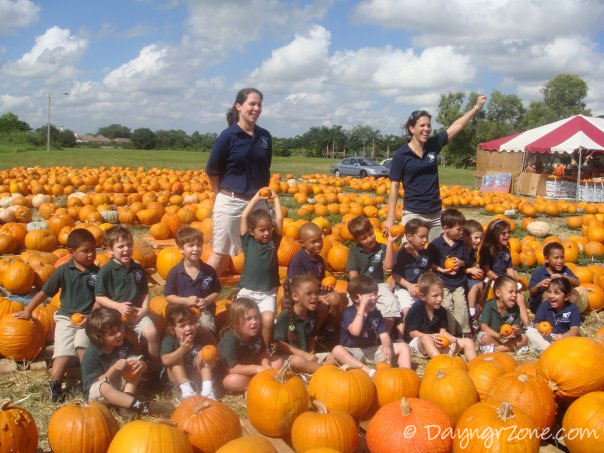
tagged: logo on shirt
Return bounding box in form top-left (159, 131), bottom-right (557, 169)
top-left (134, 270), bottom-right (144, 283)
top-left (260, 136), bottom-right (269, 150)
top-left (558, 312), bottom-right (571, 323)
top-left (87, 273), bottom-right (98, 288)
top-left (199, 276), bottom-right (213, 290)
top-left (253, 338), bottom-right (263, 353)
top-left (503, 252), bottom-right (511, 262)
top-left (418, 256), bottom-right (429, 269)
top-left (427, 153), bottom-right (436, 162)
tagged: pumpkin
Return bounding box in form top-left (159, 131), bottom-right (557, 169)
top-left (132, 237), bottom-right (156, 268)
top-left (47, 400), bottom-right (119, 453)
top-left (150, 222), bottom-right (172, 240)
top-left (0, 233), bottom-right (18, 254)
top-left (595, 326), bottom-right (604, 343)
top-left (107, 419), bottom-right (193, 453)
top-left (199, 345), bottom-right (218, 365)
top-left (366, 398), bottom-right (452, 453)
top-left (47, 214), bottom-right (75, 236)
top-left (215, 435), bottom-right (277, 453)
top-left (467, 361), bottom-right (507, 401)
top-left (537, 336), bottom-right (604, 400)
top-left (0, 399), bottom-right (38, 453)
top-left (32, 303), bottom-right (57, 342)
top-left (561, 391), bottom-right (604, 453)
top-left (161, 212), bottom-right (183, 234)
top-left (0, 222), bottom-right (27, 247)
top-left (580, 283), bottom-right (604, 311)
top-left (171, 396), bottom-right (242, 452)
top-left (389, 224), bottom-right (404, 237)
top-left (486, 373), bottom-right (557, 433)
top-left (277, 236), bottom-right (302, 267)
top-left (291, 399), bottom-right (358, 453)
top-left (535, 320), bottom-right (552, 335)
top-left (156, 246), bottom-right (183, 280)
top-left (0, 315), bottom-right (45, 361)
top-left (419, 368), bottom-right (478, 426)
top-left (372, 367), bottom-right (421, 407)
top-left (246, 360), bottom-right (309, 436)
top-left (99, 210), bottom-right (119, 224)
top-left (453, 402), bottom-right (540, 452)
top-left (70, 312), bottom-right (86, 325)
top-left (424, 347), bottom-right (467, 375)
top-left (326, 243), bottom-right (349, 272)
top-left (308, 364), bottom-right (374, 417)
top-left (526, 220), bottom-right (550, 238)
top-left (24, 229), bottom-right (57, 252)
top-left (444, 257), bottom-right (457, 270)
top-left (0, 207), bottom-right (15, 223)
top-left (499, 323), bottom-right (513, 337)
top-left (514, 360), bottom-right (539, 376)
top-left (0, 297), bottom-right (24, 318)
top-left (2, 260), bottom-right (35, 295)
top-left (468, 352), bottom-right (517, 373)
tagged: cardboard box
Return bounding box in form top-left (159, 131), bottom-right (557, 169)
top-left (518, 172), bottom-right (547, 197)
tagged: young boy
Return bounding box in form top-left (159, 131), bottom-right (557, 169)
top-left (14, 229), bottom-right (99, 402)
top-left (161, 304), bottom-right (217, 399)
top-left (95, 225), bottom-right (161, 371)
top-left (391, 218), bottom-right (431, 332)
top-left (332, 275), bottom-right (411, 376)
top-left (528, 242), bottom-right (579, 314)
top-left (479, 275), bottom-right (528, 353)
top-left (427, 209), bottom-right (472, 337)
top-left (164, 226), bottom-right (221, 333)
top-left (81, 307), bottom-right (174, 416)
top-left (346, 216), bottom-right (400, 334)
top-left (403, 272), bottom-right (476, 362)
top-left (464, 220), bottom-right (485, 332)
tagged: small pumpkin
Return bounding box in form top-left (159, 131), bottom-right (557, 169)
top-left (526, 220), bottom-right (550, 238)
top-left (372, 367), bottom-right (421, 407)
top-left (107, 419), bottom-right (192, 453)
top-left (0, 399), bottom-right (38, 453)
top-left (424, 347), bottom-right (467, 375)
top-left (199, 345), bottom-right (218, 365)
top-left (467, 361), bottom-right (507, 401)
top-left (156, 246), bottom-right (183, 280)
top-left (535, 320), bottom-right (552, 335)
top-left (468, 352), bottom-right (517, 373)
top-left (499, 323), bottom-right (513, 337)
top-left (444, 257), bottom-right (457, 270)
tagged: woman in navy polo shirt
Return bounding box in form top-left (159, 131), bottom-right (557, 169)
top-left (206, 88), bottom-right (272, 274)
top-left (384, 95), bottom-right (487, 241)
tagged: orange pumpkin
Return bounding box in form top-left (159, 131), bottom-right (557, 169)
top-left (499, 323), bottom-right (513, 337)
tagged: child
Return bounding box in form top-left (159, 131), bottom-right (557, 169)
top-left (81, 307), bottom-right (174, 416)
top-left (527, 242), bottom-right (579, 314)
top-left (464, 220), bottom-right (485, 331)
top-left (427, 209), bottom-right (472, 337)
top-left (218, 298), bottom-right (283, 392)
top-left (274, 275), bottom-right (336, 374)
top-left (332, 276), bottom-right (411, 376)
top-left (404, 272), bottom-right (476, 362)
top-left (164, 226), bottom-right (221, 333)
top-left (391, 218), bottom-right (431, 331)
top-left (478, 275), bottom-right (528, 353)
top-left (238, 188), bottom-right (283, 348)
top-left (527, 277), bottom-right (580, 352)
top-left (160, 304), bottom-right (217, 399)
top-left (95, 225), bottom-right (161, 371)
top-left (346, 215), bottom-right (401, 334)
top-left (14, 229), bottom-right (99, 402)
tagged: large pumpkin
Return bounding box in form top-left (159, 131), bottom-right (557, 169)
top-left (0, 315), bottom-right (45, 361)
top-left (277, 236), bottom-right (302, 267)
top-left (47, 400), bottom-right (119, 453)
top-left (246, 361), bottom-right (309, 436)
top-left (0, 399), bottom-right (38, 453)
top-left (156, 246), bottom-right (183, 280)
top-left (32, 303), bottom-right (57, 343)
top-left (215, 435), bottom-right (277, 453)
top-left (468, 352), bottom-right (517, 373)
top-left (107, 419), bottom-right (193, 453)
top-left (561, 391), bottom-right (604, 453)
top-left (372, 366), bottom-right (421, 407)
top-left (308, 364), bottom-right (374, 417)
top-left (537, 336), bottom-right (604, 400)
top-left (424, 349), bottom-right (468, 375)
top-left (326, 243), bottom-right (349, 272)
top-left (291, 400), bottom-right (358, 453)
top-left (2, 260), bottom-right (35, 295)
top-left (171, 396), bottom-right (242, 452)
top-left (467, 360), bottom-right (507, 401)
top-left (366, 398), bottom-right (452, 453)
top-left (24, 229), bottom-right (58, 252)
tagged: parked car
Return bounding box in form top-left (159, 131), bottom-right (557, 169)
top-left (330, 157), bottom-right (390, 178)
top-left (380, 158), bottom-right (393, 168)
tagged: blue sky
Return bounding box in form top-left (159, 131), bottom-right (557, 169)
top-left (1, 0), bottom-right (603, 138)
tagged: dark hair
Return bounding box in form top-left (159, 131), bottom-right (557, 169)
top-left (404, 110), bottom-right (431, 137)
top-left (165, 303), bottom-right (197, 327)
top-left (226, 88), bottom-right (263, 126)
top-left (299, 222), bottom-right (322, 240)
top-left (281, 275), bottom-right (320, 333)
top-left (464, 220), bottom-right (483, 235)
top-left (481, 219), bottom-right (511, 259)
top-left (405, 218), bottom-right (430, 235)
top-left (548, 276), bottom-right (572, 296)
top-left (174, 226), bottom-right (203, 249)
top-left (348, 216), bottom-right (373, 238)
top-left (543, 241), bottom-right (564, 257)
top-left (417, 272), bottom-right (444, 295)
top-left (493, 275), bottom-right (517, 295)
top-left (247, 209), bottom-right (273, 230)
top-left (66, 228), bottom-right (96, 250)
top-left (441, 208), bottom-right (466, 229)
top-left (347, 275), bottom-right (378, 301)
top-left (105, 225), bottom-right (133, 248)
top-left (228, 298), bottom-right (260, 340)
top-left (85, 307), bottom-right (122, 347)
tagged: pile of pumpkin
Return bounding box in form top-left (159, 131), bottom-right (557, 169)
top-left (3, 335), bottom-right (604, 453)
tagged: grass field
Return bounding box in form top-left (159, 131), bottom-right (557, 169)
top-left (0, 147), bottom-right (478, 187)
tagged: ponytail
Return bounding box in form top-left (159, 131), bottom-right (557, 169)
top-left (226, 88), bottom-right (264, 126)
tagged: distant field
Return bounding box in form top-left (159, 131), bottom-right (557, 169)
top-left (0, 147), bottom-right (477, 187)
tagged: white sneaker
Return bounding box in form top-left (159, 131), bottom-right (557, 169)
top-left (480, 344), bottom-right (495, 354)
top-left (516, 346), bottom-right (530, 354)
top-left (201, 390), bottom-right (217, 400)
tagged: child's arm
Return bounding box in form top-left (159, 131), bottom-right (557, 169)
top-left (438, 328), bottom-right (457, 345)
top-left (553, 326), bottom-right (579, 340)
top-left (482, 264), bottom-right (499, 281)
top-left (98, 358), bottom-right (129, 382)
top-left (201, 291), bottom-right (219, 308)
top-left (13, 291), bottom-right (50, 320)
top-left (378, 332), bottom-right (393, 363)
top-left (95, 295), bottom-right (133, 317)
top-left (136, 294), bottom-right (150, 319)
top-left (529, 277), bottom-right (550, 296)
top-left (506, 267), bottom-right (517, 279)
top-left (161, 336), bottom-right (194, 367)
top-left (348, 270), bottom-right (359, 279)
top-left (165, 294), bottom-right (199, 307)
top-left (392, 272), bottom-right (419, 297)
top-left (272, 192), bottom-right (283, 236)
top-left (383, 233), bottom-right (398, 271)
top-left (275, 340), bottom-right (315, 362)
top-left (240, 189), bottom-right (271, 236)
top-left (480, 322), bottom-right (501, 340)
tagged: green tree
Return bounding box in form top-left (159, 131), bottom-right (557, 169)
top-left (57, 129), bottom-right (76, 147)
top-left (131, 128), bottom-right (157, 150)
top-left (475, 91), bottom-right (526, 144)
top-left (542, 74), bottom-right (591, 118)
top-left (0, 112), bottom-right (31, 133)
top-left (97, 124), bottom-right (131, 139)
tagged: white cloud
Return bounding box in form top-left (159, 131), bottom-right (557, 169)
top-left (0, 0), bottom-right (39, 36)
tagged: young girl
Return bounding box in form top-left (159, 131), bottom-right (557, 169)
top-left (274, 275), bottom-right (336, 374)
top-left (218, 298), bottom-right (283, 392)
top-left (238, 188), bottom-right (283, 348)
top-left (160, 305), bottom-right (217, 400)
top-left (464, 220), bottom-right (485, 331)
top-left (479, 219), bottom-right (529, 326)
top-left (478, 276), bottom-right (528, 353)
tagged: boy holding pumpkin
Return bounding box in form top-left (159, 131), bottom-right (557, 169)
top-left (14, 228), bottom-right (99, 402)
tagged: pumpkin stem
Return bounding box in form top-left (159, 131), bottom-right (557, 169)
top-left (193, 402), bottom-right (211, 414)
top-left (517, 374), bottom-right (528, 383)
top-left (340, 364), bottom-right (360, 371)
top-left (436, 370), bottom-right (446, 379)
top-left (400, 398), bottom-right (411, 416)
top-left (275, 357), bottom-right (293, 383)
top-left (496, 402), bottom-right (515, 422)
top-left (152, 418), bottom-right (179, 427)
top-left (311, 399), bottom-right (328, 414)
top-left (547, 380), bottom-right (559, 392)
top-left (0, 399), bottom-right (11, 411)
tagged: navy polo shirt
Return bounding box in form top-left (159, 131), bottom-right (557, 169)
top-left (527, 265), bottom-right (577, 313)
top-left (479, 247), bottom-right (512, 277)
top-left (287, 249), bottom-right (325, 280)
top-left (403, 299), bottom-right (448, 342)
top-left (534, 301), bottom-right (580, 335)
top-left (427, 234), bottom-right (471, 289)
top-left (389, 131), bottom-right (447, 214)
top-left (340, 305), bottom-right (387, 348)
top-left (164, 259), bottom-right (221, 303)
top-left (205, 123), bottom-right (272, 198)
top-left (392, 247), bottom-right (431, 286)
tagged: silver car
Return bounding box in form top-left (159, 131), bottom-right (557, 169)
top-left (330, 157), bottom-right (390, 178)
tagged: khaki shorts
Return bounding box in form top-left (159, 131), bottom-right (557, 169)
top-left (402, 210), bottom-right (443, 242)
top-left (88, 377), bottom-right (111, 403)
top-left (442, 287), bottom-right (470, 335)
top-left (409, 336), bottom-right (448, 358)
top-left (394, 287), bottom-right (414, 310)
top-left (198, 310), bottom-right (216, 333)
top-left (53, 314), bottom-right (90, 358)
top-left (126, 315), bottom-right (155, 339)
top-left (343, 345), bottom-right (385, 363)
top-left (238, 287), bottom-right (277, 313)
top-left (377, 282), bottom-right (401, 318)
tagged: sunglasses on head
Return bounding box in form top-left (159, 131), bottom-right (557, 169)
top-left (408, 110), bottom-right (430, 122)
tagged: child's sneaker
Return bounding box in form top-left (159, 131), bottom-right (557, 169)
top-left (516, 346), bottom-right (530, 355)
top-left (480, 344), bottom-right (494, 354)
top-left (50, 380), bottom-right (63, 402)
top-left (471, 317), bottom-right (481, 334)
top-left (201, 389), bottom-right (217, 400)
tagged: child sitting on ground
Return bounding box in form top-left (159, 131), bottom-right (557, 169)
top-left (464, 219), bottom-right (485, 331)
top-left (332, 276), bottom-right (411, 376)
top-left (404, 272), bottom-right (476, 362)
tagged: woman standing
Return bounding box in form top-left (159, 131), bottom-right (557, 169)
top-left (205, 88), bottom-right (272, 274)
top-left (384, 95), bottom-right (487, 241)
